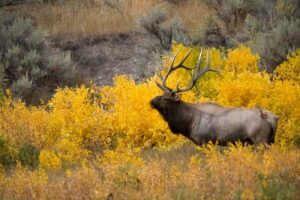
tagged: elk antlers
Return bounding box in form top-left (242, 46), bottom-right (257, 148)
top-left (156, 48), bottom-right (219, 94)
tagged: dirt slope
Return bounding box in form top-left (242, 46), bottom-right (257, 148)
top-left (53, 33), bottom-right (162, 86)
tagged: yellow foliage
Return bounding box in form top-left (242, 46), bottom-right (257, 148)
top-left (274, 49), bottom-right (300, 82)
top-left (55, 138), bottom-right (89, 166)
top-left (47, 86), bottom-right (114, 147)
top-left (39, 150), bottom-right (61, 170)
top-left (0, 145), bottom-right (299, 199)
top-left (224, 45), bottom-right (260, 73)
top-left (269, 81), bottom-right (300, 147)
top-left (216, 72), bottom-right (271, 108)
top-left (0, 99), bottom-right (48, 148)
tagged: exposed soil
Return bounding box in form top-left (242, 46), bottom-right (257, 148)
top-left (52, 32), bottom-right (162, 86)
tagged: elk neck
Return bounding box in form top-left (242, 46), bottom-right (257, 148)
top-left (163, 101), bottom-right (198, 137)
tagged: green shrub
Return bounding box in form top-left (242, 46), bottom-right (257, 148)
top-left (193, 16), bottom-right (226, 47)
top-left (0, 0), bottom-right (25, 7)
top-left (164, 0), bottom-right (188, 5)
top-left (201, 0), bottom-right (261, 47)
top-left (202, 0), bottom-right (300, 71)
top-left (0, 136), bottom-right (17, 169)
top-left (0, 136), bottom-right (40, 170)
top-left (0, 11), bottom-right (79, 104)
top-left (19, 143), bottom-right (40, 169)
top-left (245, 0), bottom-right (300, 71)
top-left (138, 6), bottom-right (190, 51)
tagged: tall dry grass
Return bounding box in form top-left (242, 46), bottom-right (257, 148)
top-left (21, 0), bottom-right (208, 38)
top-left (1, 144), bottom-right (299, 200)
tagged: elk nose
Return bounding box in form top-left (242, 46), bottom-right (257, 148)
top-left (150, 98), bottom-right (157, 108)
top-left (150, 99), bottom-right (155, 108)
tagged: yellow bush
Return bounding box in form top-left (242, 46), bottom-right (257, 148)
top-left (224, 45), bottom-right (260, 73)
top-left (0, 98), bottom-right (48, 148)
top-left (0, 86), bottom-right (116, 168)
top-left (269, 81), bottom-right (300, 147)
top-left (216, 72), bottom-right (271, 108)
top-left (47, 86), bottom-right (113, 147)
top-left (55, 138), bottom-right (89, 166)
top-left (39, 150), bottom-right (61, 170)
top-left (274, 49), bottom-right (300, 82)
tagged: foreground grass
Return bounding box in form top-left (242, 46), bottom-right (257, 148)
top-left (0, 144), bottom-right (299, 200)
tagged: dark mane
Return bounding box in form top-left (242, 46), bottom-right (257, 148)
top-left (164, 102), bottom-right (198, 137)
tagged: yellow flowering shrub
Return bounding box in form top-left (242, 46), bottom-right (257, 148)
top-left (55, 138), bottom-right (89, 166)
top-left (224, 45), bottom-right (260, 73)
top-left (39, 150), bottom-right (61, 170)
top-left (274, 49), bottom-right (300, 82)
top-left (0, 98), bottom-right (48, 148)
top-left (47, 86), bottom-right (114, 148)
top-left (269, 81), bottom-right (300, 147)
top-left (0, 86), bottom-right (115, 169)
top-left (215, 45), bottom-right (270, 107)
top-left (215, 72), bottom-right (271, 108)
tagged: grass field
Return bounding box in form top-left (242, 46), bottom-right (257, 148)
top-left (21, 0), bottom-right (208, 38)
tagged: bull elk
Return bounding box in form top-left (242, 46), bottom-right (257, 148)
top-left (150, 49), bottom-right (279, 146)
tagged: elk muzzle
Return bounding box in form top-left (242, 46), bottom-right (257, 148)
top-left (150, 96), bottom-right (160, 109)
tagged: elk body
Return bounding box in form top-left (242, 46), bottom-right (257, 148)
top-left (150, 49), bottom-right (279, 146)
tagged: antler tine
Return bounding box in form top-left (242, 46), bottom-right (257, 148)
top-left (156, 81), bottom-right (169, 92)
top-left (173, 48), bottom-right (202, 93)
top-left (194, 49), bottom-right (220, 80)
top-left (174, 48), bottom-right (219, 94)
top-left (173, 49), bottom-right (194, 70)
top-left (156, 49), bottom-right (181, 92)
top-left (156, 67), bottom-right (170, 92)
top-left (206, 48), bottom-right (210, 68)
top-left (160, 49), bottom-right (182, 92)
top-left (196, 48), bottom-right (203, 72)
top-left (170, 48), bottom-right (181, 68)
top-left (157, 48), bottom-right (193, 93)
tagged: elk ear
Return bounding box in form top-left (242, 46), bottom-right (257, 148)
top-left (174, 94), bottom-right (181, 101)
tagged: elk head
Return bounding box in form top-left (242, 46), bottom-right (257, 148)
top-left (150, 48), bottom-right (219, 114)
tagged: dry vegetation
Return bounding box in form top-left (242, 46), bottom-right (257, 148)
top-left (1, 145), bottom-right (299, 200)
top-left (21, 0), bottom-right (208, 38)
